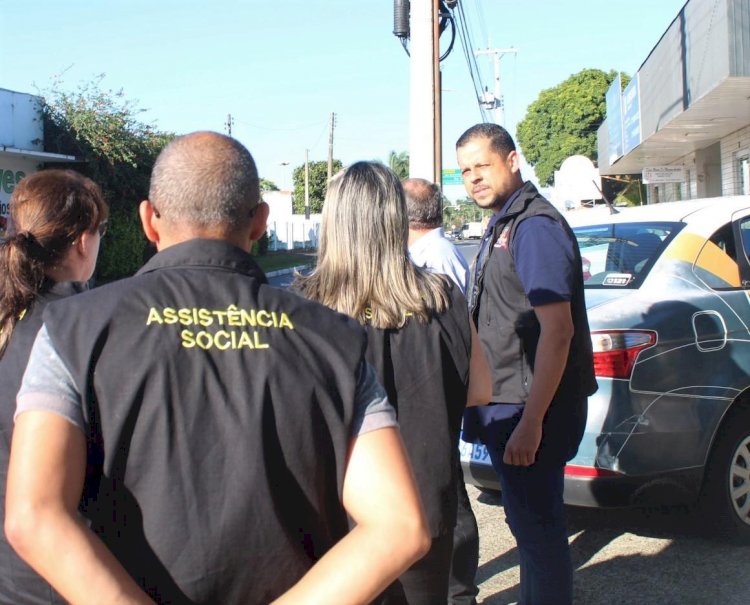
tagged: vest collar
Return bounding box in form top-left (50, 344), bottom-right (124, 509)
top-left (42, 278), bottom-right (89, 298)
top-left (497, 181), bottom-right (540, 222)
top-left (137, 239), bottom-right (268, 283)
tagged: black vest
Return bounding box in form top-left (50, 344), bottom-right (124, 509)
top-left (470, 182), bottom-right (597, 405)
top-left (0, 281), bottom-right (84, 605)
top-left (364, 283), bottom-right (471, 537)
top-left (41, 240), bottom-right (367, 605)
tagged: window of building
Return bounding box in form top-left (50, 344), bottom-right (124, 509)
top-left (683, 169), bottom-right (692, 200)
top-left (738, 152), bottom-right (750, 195)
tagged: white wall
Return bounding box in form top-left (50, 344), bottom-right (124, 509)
top-left (261, 190), bottom-right (321, 250)
top-left (0, 89), bottom-right (46, 235)
top-left (720, 125), bottom-right (750, 195)
top-left (266, 215), bottom-right (321, 251)
top-left (644, 127), bottom-right (750, 204)
top-left (0, 89), bottom-right (44, 151)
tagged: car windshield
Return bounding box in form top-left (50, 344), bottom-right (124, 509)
top-left (574, 221), bottom-right (681, 288)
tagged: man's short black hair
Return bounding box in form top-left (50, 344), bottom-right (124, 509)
top-left (456, 123), bottom-right (516, 158)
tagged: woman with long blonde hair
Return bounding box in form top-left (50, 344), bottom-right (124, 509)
top-left (295, 161), bottom-right (490, 604)
top-left (0, 169), bottom-right (108, 604)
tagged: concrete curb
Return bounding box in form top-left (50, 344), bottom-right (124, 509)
top-left (265, 264), bottom-right (313, 278)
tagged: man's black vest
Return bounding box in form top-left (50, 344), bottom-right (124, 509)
top-left (364, 284), bottom-right (471, 538)
top-left (42, 239), bottom-right (367, 605)
top-left (469, 182), bottom-right (597, 405)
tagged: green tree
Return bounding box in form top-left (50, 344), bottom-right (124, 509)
top-left (41, 75), bottom-right (174, 282)
top-left (292, 159), bottom-right (342, 215)
top-left (442, 197), bottom-right (492, 230)
top-left (516, 69), bottom-right (629, 186)
top-left (260, 178), bottom-right (279, 192)
top-left (388, 150), bottom-right (410, 180)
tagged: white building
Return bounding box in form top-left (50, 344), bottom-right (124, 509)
top-left (262, 190), bottom-right (320, 251)
top-left (0, 88), bottom-right (78, 236)
top-left (597, 0), bottom-right (750, 203)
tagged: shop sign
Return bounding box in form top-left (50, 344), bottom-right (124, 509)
top-left (642, 166), bottom-right (685, 184)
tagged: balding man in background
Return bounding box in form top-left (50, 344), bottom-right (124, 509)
top-left (404, 178), bottom-right (470, 296)
top-left (403, 177), bottom-right (480, 605)
top-left (5, 131), bottom-right (429, 605)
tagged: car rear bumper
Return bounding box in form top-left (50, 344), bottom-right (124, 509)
top-left (460, 445), bottom-right (703, 508)
top-left (562, 467), bottom-right (702, 507)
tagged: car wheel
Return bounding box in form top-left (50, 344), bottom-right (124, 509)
top-left (699, 405), bottom-right (750, 543)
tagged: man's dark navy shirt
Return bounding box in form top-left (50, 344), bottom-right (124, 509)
top-left (467, 185), bottom-right (576, 425)
top-left (473, 186), bottom-right (575, 311)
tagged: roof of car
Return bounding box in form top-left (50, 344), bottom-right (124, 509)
top-left (564, 195), bottom-right (750, 228)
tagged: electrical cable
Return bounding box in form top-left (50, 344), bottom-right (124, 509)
top-left (471, 0), bottom-right (489, 51)
top-left (455, 7), bottom-right (484, 104)
top-left (438, 0), bottom-right (456, 62)
top-left (397, 1), bottom-right (457, 61)
top-left (458, 1), bottom-right (488, 98)
top-left (451, 1), bottom-right (489, 121)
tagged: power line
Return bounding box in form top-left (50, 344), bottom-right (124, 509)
top-left (451, 1), bottom-right (489, 122)
top-left (471, 0), bottom-right (489, 48)
top-left (232, 118), bottom-right (327, 133)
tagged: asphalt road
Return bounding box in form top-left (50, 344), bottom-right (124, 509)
top-left (267, 240), bottom-right (479, 288)
top-left (456, 240), bottom-right (479, 265)
top-left (468, 484), bottom-right (750, 604)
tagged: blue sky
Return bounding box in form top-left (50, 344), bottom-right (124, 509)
top-left (1, 0), bottom-right (687, 196)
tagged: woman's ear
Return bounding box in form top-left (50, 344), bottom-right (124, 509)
top-left (75, 230), bottom-right (95, 258)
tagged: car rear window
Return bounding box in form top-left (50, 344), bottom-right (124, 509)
top-left (574, 222), bottom-right (680, 288)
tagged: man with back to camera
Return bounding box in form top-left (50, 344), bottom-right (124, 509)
top-left (5, 131), bottom-right (430, 605)
top-left (403, 178), bottom-right (470, 296)
top-left (456, 123), bottom-right (597, 605)
top-left (402, 177), bottom-right (480, 605)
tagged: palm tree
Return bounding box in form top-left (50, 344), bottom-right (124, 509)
top-left (388, 150), bottom-right (410, 180)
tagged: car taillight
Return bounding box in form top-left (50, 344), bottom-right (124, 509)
top-left (590, 330), bottom-right (656, 379)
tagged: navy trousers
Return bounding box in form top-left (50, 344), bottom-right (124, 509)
top-left (481, 414), bottom-right (575, 605)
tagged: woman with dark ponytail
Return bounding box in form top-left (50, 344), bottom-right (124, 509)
top-left (0, 169), bottom-right (108, 604)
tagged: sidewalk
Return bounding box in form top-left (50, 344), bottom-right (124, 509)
top-left (265, 264), bottom-right (313, 278)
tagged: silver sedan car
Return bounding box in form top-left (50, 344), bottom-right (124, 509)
top-left (461, 195), bottom-right (750, 542)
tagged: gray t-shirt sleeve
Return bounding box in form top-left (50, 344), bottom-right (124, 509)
top-left (351, 360), bottom-right (398, 437)
top-left (15, 324), bottom-right (85, 430)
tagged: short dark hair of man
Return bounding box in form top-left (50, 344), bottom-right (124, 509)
top-left (456, 123), bottom-right (516, 158)
top-left (403, 178), bottom-right (442, 230)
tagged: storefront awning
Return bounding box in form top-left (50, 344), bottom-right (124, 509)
top-left (0, 146), bottom-right (82, 163)
top-left (601, 77), bottom-right (750, 176)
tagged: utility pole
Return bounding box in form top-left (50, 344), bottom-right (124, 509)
top-left (474, 47), bottom-right (517, 126)
top-left (327, 112), bottom-right (336, 182)
top-left (432, 0), bottom-right (442, 186)
top-left (304, 149), bottom-right (310, 219)
top-left (409, 0), bottom-right (436, 181)
top-left (225, 113), bottom-right (234, 136)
